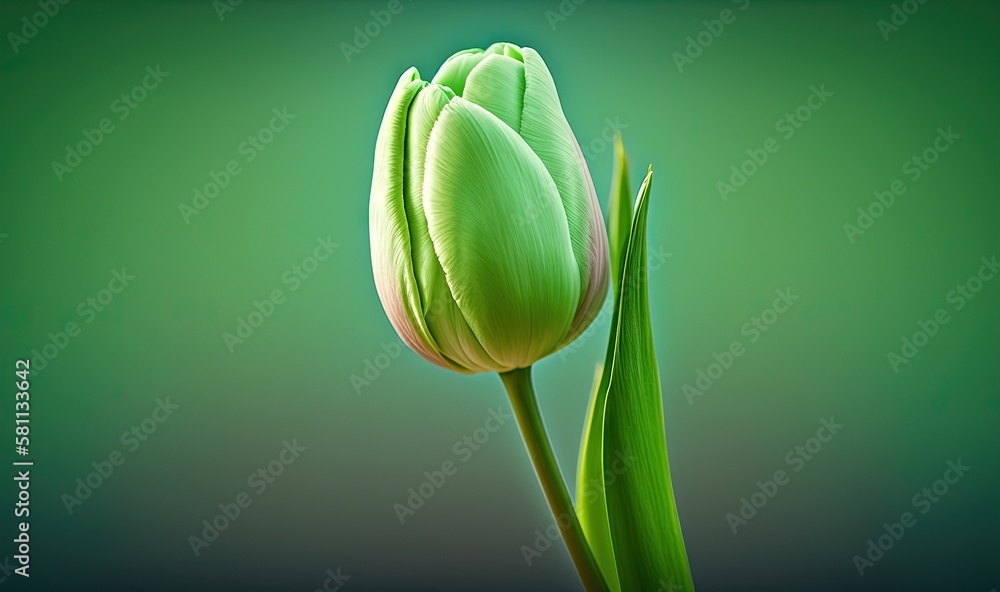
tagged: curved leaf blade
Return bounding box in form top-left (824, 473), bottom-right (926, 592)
top-left (576, 362), bottom-right (620, 591)
top-left (575, 133), bottom-right (638, 592)
top-left (607, 134), bottom-right (632, 292)
top-left (603, 168), bottom-right (694, 591)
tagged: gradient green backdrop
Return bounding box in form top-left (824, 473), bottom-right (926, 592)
top-left (1, 1), bottom-right (998, 590)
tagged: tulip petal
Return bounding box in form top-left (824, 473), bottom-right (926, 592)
top-left (422, 98), bottom-right (580, 370)
top-left (431, 49), bottom-right (488, 97)
top-left (461, 54), bottom-right (525, 133)
top-left (404, 84), bottom-right (498, 373)
top-left (369, 68), bottom-right (464, 373)
top-left (519, 47), bottom-right (608, 334)
top-left (495, 41), bottom-right (523, 61)
top-left (562, 133), bottom-right (610, 347)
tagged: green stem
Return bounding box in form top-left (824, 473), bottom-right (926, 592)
top-left (499, 366), bottom-right (611, 592)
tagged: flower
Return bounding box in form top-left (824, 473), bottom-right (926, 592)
top-left (369, 42), bottom-right (608, 373)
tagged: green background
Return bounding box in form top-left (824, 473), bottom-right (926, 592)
top-left (1, 0), bottom-right (998, 590)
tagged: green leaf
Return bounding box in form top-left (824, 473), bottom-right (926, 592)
top-left (576, 361), bottom-right (620, 591)
top-left (607, 134), bottom-right (632, 292)
top-left (575, 136), bottom-right (634, 591)
top-left (604, 167), bottom-right (694, 590)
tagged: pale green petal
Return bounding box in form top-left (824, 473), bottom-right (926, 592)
top-left (492, 41), bottom-right (523, 61)
top-left (404, 84), bottom-right (497, 373)
top-left (422, 98), bottom-right (580, 369)
top-left (519, 47), bottom-right (604, 327)
top-left (431, 49), bottom-right (487, 97)
top-left (431, 43), bottom-right (523, 99)
top-left (461, 54), bottom-right (525, 132)
top-left (369, 67), bottom-right (464, 373)
top-left (560, 133), bottom-right (609, 347)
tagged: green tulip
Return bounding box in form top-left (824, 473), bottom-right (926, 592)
top-left (369, 42), bottom-right (609, 374)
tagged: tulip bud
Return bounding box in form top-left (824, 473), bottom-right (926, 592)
top-left (369, 42), bottom-right (609, 374)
